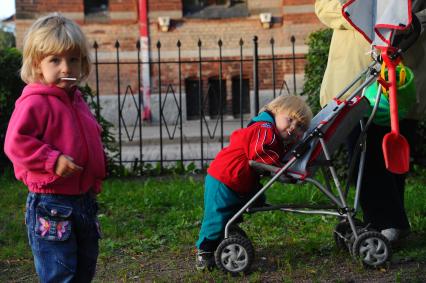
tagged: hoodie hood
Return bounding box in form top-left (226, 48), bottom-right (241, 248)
top-left (16, 83), bottom-right (78, 106)
top-left (248, 111), bottom-right (275, 126)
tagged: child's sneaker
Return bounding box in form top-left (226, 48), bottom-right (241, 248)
top-left (195, 250), bottom-right (215, 271)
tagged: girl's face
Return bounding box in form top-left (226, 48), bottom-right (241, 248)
top-left (38, 49), bottom-right (81, 91)
top-left (274, 111), bottom-right (306, 141)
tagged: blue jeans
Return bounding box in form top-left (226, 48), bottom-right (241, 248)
top-left (25, 192), bottom-right (101, 283)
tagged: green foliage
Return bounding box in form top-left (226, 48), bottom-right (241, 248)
top-left (78, 84), bottom-right (121, 176)
top-left (0, 29), bottom-right (15, 49)
top-left (301, 28), bottom-right (351, 179)
top-left (301, 28), bottom-right (333, 115)
top-left (0, 48), bottom-right (25, 171)
top-left (414, 119), bottom-right (426, 166)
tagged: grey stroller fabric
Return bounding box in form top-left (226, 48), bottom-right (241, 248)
top-left (343, 0), bottom-right (411, 47)
top-left (284, 96), bottom-right (370, 177)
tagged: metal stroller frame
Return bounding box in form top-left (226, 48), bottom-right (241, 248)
top-left (214, 59), bottom-right (394, 274)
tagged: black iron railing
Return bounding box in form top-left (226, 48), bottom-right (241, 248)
top-left (92, 36), bottom-right (306, 173)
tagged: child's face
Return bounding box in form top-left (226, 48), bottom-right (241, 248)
top-left (38, 49), bottom-right (81, 91)
top-left (274, 111), bottom-right (306, 141)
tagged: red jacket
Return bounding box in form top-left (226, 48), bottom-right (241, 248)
top-left (207, 112), bottom-right (285, 195)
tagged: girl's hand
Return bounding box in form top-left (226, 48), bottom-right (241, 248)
top-left (55, 154), bottom-right (83, 177)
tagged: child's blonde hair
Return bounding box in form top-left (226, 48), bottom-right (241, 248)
top-left (20, 13), bottom-right (91, 84)
top-left (260, 95), bottom-right (313, 130)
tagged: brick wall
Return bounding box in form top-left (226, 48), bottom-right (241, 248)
top-left (14, 0), bottom-right (319, 117)
top-left (16, 0), bottom-right (83, 19)
top-left (109, 0), bottom-right (138, 12)
top-left (149, 0), bottom-right (182, 12)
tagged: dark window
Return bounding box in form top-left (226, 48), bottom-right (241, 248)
top-left (185, 79), bottom-right (201, 120)
top-left (207, 78), bottom-right (226, 118)
top-left (84, 0), bottom-right (109, 21)
top-left (183, 0), bottom-right (248, 19)
top-left (232, 77), bottom-right (250, 116)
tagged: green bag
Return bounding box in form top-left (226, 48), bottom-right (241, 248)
top-left (364, 64), bottom-right (416, 126)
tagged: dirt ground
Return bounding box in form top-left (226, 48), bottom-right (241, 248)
top-left (3, 246), bottom-right (424, 283)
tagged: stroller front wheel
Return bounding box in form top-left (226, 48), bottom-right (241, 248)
top-left (352, 231), bottom-right (392, 268)
top-left (215, 236), bottom-right (254, 275)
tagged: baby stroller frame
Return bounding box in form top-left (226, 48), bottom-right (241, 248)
top-left (214, 60), bottom-right (394, 274)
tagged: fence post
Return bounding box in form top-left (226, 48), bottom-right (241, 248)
top-left (93, 41), bottom-right (100, 121)
top-left (136, 40), bottom-right (143, 175)
top-left (115, 40), bottom-right (122, 167)
top-left (239, 38), bottom-right (244, 128)
top-left (218, 39), bottom-right (224, 149)
top-left (157, 41), bottom-right (163, 173)
top-left (291, 35), bottom-right (297, 95)
top-left (253, 36), bottom-right (259, 114)
top-left (198, 39), bottom-right (204, 170)
top-left (177, 40), bottom-right (184, 168)
top-left (270, 38), bottom-right (276, 98)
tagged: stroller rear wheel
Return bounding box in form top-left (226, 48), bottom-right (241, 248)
top-left (352, 231), bottom-right (391, 268)
top-left (334, 218), bottom-right (364, 250)
top-left (228, 225), bottom-right (248, 239)
top-left (215, 236), bottom-right (254, 275)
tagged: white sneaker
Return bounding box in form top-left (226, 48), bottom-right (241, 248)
top-left (381, 228), bottom-right (410, 242)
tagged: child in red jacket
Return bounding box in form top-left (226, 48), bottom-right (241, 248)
top-left (4, 13), bottom-right (105, 282)
top-left (195, 95), bottom-right (312, 270)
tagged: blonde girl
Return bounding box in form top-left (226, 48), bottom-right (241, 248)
top-left (4, 13), bottom-right (105, 282)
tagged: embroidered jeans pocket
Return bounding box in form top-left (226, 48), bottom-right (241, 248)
top-left (35, 203), bottom-right (72, 241)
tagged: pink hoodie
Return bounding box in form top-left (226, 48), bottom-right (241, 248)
top-left (4, 83), bottom-right (106, 195)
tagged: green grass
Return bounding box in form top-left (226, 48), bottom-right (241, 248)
top-left (1, 171), bottom-right (426, 282)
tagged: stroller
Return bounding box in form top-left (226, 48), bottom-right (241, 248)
top-left (213, 8), bottom-right (421, 274)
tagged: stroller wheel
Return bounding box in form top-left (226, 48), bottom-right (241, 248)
top-left (352, 231), bottom-right (392, 268)
top-left (334, 218), bottom-right (364, 250)
top-left (215, 236), bottom-right (254, 275)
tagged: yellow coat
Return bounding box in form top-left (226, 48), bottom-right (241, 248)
top-left (315, 0), bottom-right (372, 108)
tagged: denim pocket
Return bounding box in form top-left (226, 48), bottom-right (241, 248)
top-left (35, 202), bottom-right (73, 241)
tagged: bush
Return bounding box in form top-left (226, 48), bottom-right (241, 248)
top-left (301, 28), bottom-right (333, 115)
top-left (300, 29), bottom-right (351, 179)
top-left (0, 48), bottom-right (25, 171)
top-left (0, 30), bottom-right (16, 49)
top-left (414, 119), bottom-right (426, 166)
top-left (79, 84), bottom-right (121, 176)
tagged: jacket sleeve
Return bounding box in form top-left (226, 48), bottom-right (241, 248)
top-left (248, 124), bottom-right (282, 167)
top-left (315, 0), bottom-right (354, 30)
top-left (4, 97), bottom-right (61, 174)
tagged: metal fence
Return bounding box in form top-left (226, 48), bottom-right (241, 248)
top-left (92, 35), bottom-right (306, 173)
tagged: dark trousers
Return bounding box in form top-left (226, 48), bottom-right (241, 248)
top-left (356, 119), bottom-right (418, 231)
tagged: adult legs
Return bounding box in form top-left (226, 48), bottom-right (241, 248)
top-left (360, 120), bottom-right (417, 231)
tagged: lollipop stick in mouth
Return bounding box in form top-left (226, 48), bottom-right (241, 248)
top-left (61, 77), bottom-right (77, 81)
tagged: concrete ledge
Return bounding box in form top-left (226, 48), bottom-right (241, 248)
top-left (282, 5), bottom-right (314, 14)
